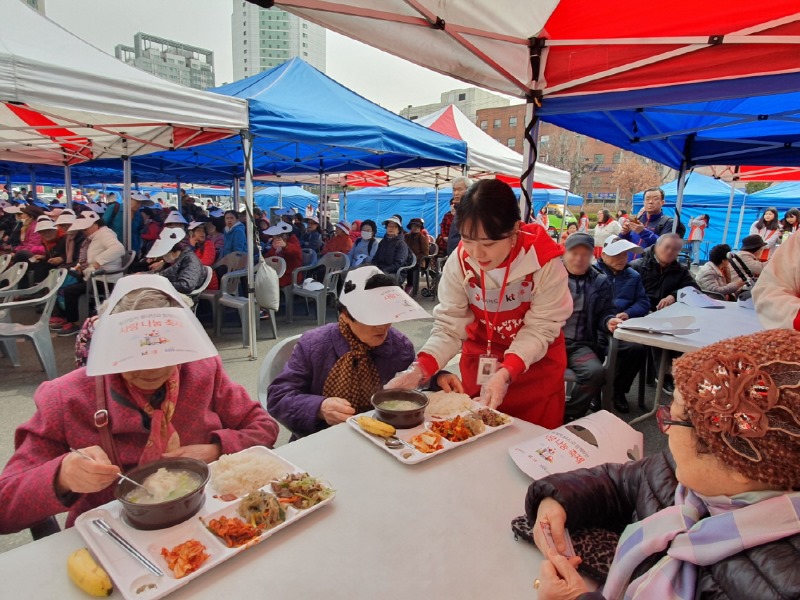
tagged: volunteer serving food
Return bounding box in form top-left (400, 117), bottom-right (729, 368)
top-left (268, 266), bottom-right (462, 439)
top-left (387, 179), bottom-right (572, 428)
top-left (0, 276), bottom-right (279, 534)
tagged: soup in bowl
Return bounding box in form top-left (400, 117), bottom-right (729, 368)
top-left (371, 389), bottom-right (429, 429)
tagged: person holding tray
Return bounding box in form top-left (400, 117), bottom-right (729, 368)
top-left (386, 179), bottom-right (573, 428)
top-left (0, 276), bottom-right (279, 534)
top-left (268, 266), bottom-right (462, 439)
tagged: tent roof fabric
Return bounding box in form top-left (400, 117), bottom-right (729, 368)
top-left (0, 2), bottom-right (247, 166)
top-left (344, 105), bottom-right (570, 189)
top-left (749, 181), bottom-right (800, 203)
top-left (116, 58), bottom-right (467, 181)
top-left (272, 1), bottom-right (800, 100)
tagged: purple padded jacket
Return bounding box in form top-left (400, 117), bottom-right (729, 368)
top-left (267, 323), bottom-right (415, 438)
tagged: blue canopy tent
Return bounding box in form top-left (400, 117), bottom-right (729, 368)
top-left (748, 181), bottom-right (800, 207)
top-left (633, 174), bottom-right (747, 254)
top-left (254, 186), bottom-right (317, 214)
top-left (540, 75), bottom-right (800, 237)
top-left (345, 186), bottom-right (582, 237)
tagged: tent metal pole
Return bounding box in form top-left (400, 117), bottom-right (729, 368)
top-left (122, 157), bottom-right (132, 251)
top-left (242, 132), bottom-right (258, 361)
top-left (734, 195), bottom-right (747, 250)
top-left (672, 161), bottom-right (688, 233)
top-left (435, 183), bottom-right (440, 238)
top-left (232, 178), bottom-right (240, 211)
top-left (278, 186), bottom-right (283, 209)
top-left (319, 171), bottom-right (325, 230)
top-left (176, 179), bottom-right (181, 211)
top-left (721, 167), bottom-right (739, 245)
top-left (64, 165), bottom-right (73, 208)
top-left (342, 189), bottom-right (347, 221)
top-left (521, 100), bottom-right (540, 223)
top-left (560, 188), bottom-right (569, 238)
top-left (4, 174), bottom-right (10, 200)
top-left (29, 167), bottom-right (37, 201)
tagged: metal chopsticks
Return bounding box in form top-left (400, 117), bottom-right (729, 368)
top-left (92, 518), bottom-right (164, 577)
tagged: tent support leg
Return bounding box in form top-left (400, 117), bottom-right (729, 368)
top-left (233, 177), bottom-right (240, 211)
top-left (4, 175), bottom-right (10, 199)
top-left (241, 133), bottom-right (258, 361)
top-left (434, 181), bottom-right (440, 238)
top-left (29, 167), bottom-right (37, 201)
top-left (673, 161), bottom-right (688, 234)
top-left (278, 186), bottom-right (283, 209)
top-left (521, 99), bottom-right (540, 223)
top-left (123, 156), bottom-right (132, 251)
top-left (560, 189), bottom-right (569, 238)
top-left (734, 196), bottom-right (747, 250)
top-left (64, 165), bottom-right (73, 209)
top-left (722, 167), bottom-right (739, 245)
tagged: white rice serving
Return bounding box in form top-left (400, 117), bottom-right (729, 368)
top-left (210, 452), bottom-right (291, 497)
top-left (425, 391), bottom-right (473, 418)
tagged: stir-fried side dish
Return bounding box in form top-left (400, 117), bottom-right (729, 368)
top-left (409, 431), bottom-right (444, 454)
top-left (428, 415), bottom-right (479, 442)
top-left (237, 491), bottom-right (286, 530)
top-left (203, 516), bottom-right (262, 548)
top-left (161, 540), bottom-right (209, 579)
top-left (474, 408), bottom-right (511, 428)
top-left (271, 473), bottom-right (334, 510)
top-left (124, 468), bottom-right (203, 505)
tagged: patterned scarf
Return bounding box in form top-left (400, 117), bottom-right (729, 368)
top-left (602, 484), bottom-right (800, 600)
top-left (322, 315), bottom-right (382, 412)
top-left (77, 236), bottom-right (91, 269)
top-left (120, 368), bottom-right (182, 465)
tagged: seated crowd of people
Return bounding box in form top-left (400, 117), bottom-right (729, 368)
top-left (2, 179), bottom-right (799, 600)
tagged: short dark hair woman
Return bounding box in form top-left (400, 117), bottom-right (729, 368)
top-left (593, 208), bottom-right (622, 259)
top-left (385, 179), bottom-right (572, 428)
top-left (696, 243), bottom-right (744, 300)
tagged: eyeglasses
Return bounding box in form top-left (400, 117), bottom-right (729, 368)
top-left (656, 405), bottom-right (694, 433)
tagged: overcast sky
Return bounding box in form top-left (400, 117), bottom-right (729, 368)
top-left (46, 0), bottom-right (484, 113)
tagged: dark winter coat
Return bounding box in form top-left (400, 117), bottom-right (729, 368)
top-left (159, 247), bottom-right (206, 294)
top-left (525, 450), bottom-right (800, 600)
top-left (564, 268), bottom-right (616, 358)
top-left (373, 235), bottom-right (409, 276)
top-left (593, 260), bottom-right (651, 318)
top-left (629, 247), bottom-right (698, 310)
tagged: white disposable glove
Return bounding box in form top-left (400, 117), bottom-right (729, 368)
top-left (385, 362), bottom-right (427, 390)
top-left (479, 368), bottom-right (510, 409)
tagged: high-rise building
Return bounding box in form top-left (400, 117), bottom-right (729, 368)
top-left (399, 88), bottom-right (509, 123)
top-left (231, 2), bottom-right (326, 81)
top-left (114, 33), bottom-right (215, 91)
top-left (22, 0), bottom-right (45, 15)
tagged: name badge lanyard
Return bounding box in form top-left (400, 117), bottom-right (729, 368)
top-left (480, 264), bottom-right (511, 358)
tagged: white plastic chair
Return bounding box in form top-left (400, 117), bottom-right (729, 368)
top-left (79, 249), bottom-right (136, 322)
top-left (0, 254), bottom-right (12, 275)
top-left (214, 268), bottom-right (279, 345)
top-left (264, 256), bottom-right (286, 278)
top-left (286, 252), bottom-right (350, 326)
top-left (0, 262), bottom-right (29, 295)
top-left (256, 334), bottom-right (301, 411)
top-left (301, 248), bottom-right (317, 267)
top-left (0, 268), bottom-right (68, 379)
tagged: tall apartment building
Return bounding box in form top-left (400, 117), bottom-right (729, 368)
top-left (114, 33), bottom-right (215, 90)
top-left (21, 0), bottom-right (45, 15)
top-left (475, 105), bottom-right (626, 201)
top-left (400, 87), bottom-right (509, 123)
top-left (232, 2), bottom-right (326, 81)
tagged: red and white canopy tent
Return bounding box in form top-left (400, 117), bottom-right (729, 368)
top-left (1, 1), bottom-right (248, 245)
top-left (269, 0), bottom-right (800, 218)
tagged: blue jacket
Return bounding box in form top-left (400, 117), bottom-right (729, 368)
top-left (267, 323), bottom-right (415, 438)
top-left (373, 235), bottom-right (409, 275)
top-left (222, 221), bottom-right (247, 256)
top-left (348, 237), bottom-right (379, 266)
top-left (620, 211), bottom-right (683, 249)
top-left (593, 260), bottom-right (651, 318)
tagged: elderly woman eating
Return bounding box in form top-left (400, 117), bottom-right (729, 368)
top-left (268, 266), bottom-right (461, 439)
top-left (0, 276), bottom-right (279, 534)
top-left (525, 329), bottom-right (800, 600)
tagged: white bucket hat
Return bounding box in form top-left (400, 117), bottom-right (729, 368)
top-left (35, 218), bottom-right (57, 233)
top-left (187, 221), bottom-right (205, 231)
top-left (335, 220), bottom-right (351, 235)
top-left (68, 211), bottom-right (100, 231)
top-left (3, 204), bottom-right (21, 214)
top-left (164, 211), bottom-right (189, 225)
top-left (338, 266), bottom-right (430, 326)
top-left (304, 215), bottom-right (319, 224)
top-left (382, 216), bottom-right (403, 229)
top-left (55, 210), bottom-right (77, 226)
top-left (264, 222), bottom-right (293, 236)
top-left (147, 228), bottom-right (187, 258)
top-left (602, 235), bottom-right (643, 257)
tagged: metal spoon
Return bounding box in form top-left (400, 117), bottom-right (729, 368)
top-left (69, 447), bottom-right (148, 491)
top-left (384, 436), bottom-right (414, 451)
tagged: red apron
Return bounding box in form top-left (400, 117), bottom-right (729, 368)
top-left (455, 233), bottom-right (567, 428)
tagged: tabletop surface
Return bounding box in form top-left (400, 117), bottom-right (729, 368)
top-left (614, 301), bottom-right (763, 353)
top-left (0, 420), bottom-right (548, 600)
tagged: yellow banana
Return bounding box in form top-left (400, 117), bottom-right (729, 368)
top-left (67, 547), bottom-right (113, 597)
top-left (357, 416), bottom-right (396, 438)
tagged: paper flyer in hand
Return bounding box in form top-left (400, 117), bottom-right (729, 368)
top-left (508, 411), bottom-right (643, 479)
top-left (676, 286), bottom-right (724, 308)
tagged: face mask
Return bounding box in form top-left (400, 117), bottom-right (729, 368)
top-left (361, 231), bottom-right (373, 241)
